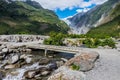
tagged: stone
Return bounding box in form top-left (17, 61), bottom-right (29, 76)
top-left (56, 61), bottom-right (64, 67)
top-left (65, 51), bottom-right (99, 72)
top-left (8, 49), bottom-right (13, 53)
top-left (39, 58), bottom-right (50, 65)
top-left (2, 48), bottom-right (8, 53)
top-left (76, 60), bottom-right (94, 72)
top-left (41, 71), bottom-right (50, 76)
top-left (25, 49), bottom-right (32, 52)
top-left (39, 67), bottom-right (49, 72)
top-left (0, 71), bottom-right (5, 80)
top-left (11, 54), bottom-right (20, 64)
top-left (20, 54), bottom-right (32, 59)
top-left (47, 62), bottom-right (57, 70)
top-left (0, 56), bottom-right (3, 60)
top-left (48, 66), bottom-right (86, 80)
top-left (4, 64), bottom-right (15, 69)
top-left (80, 51), bottom-right (99, 63)
top-left (23, 70), bottom-right (36, 79)
top-left (0, 45), bottom-right (6, 49)
top-left (20, 54), bottom-right (26, 59)
top-left (25, 57), bottom-right (32, 64)
top-left (11, 71), bottom-right (19, 76)
top-left (61, 58), bottom-right (68, 62)
top-left (0, 52), bottom-right (3, 56)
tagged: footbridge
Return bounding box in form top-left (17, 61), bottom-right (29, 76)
top-left (27, 44), bottom-right (82, 55)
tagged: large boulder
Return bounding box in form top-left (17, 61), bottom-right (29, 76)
top-left (65, 51), bottom-right (99, 72)
top-left (39, 58), bottom-right (50, 65)
top-left (48, 66), bottom-right (85, 80)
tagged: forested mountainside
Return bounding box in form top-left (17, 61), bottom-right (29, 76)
top-left (0, 0), bottom-right (69, 35)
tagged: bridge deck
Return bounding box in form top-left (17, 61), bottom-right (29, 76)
top-left (27, 44), bottom-right (82, 54)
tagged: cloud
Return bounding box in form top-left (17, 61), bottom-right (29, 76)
top-left (34, 0), bottom-right (108, 10)
top-left (76, 8), bottom-right (90, 13)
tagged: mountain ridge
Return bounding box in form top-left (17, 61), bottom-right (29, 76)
top-left (0, 0), bottom-right (69, 35)
top-left (67, 0), bottom-right (120, 34)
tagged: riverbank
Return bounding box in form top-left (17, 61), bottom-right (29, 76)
top-left (0, 36), bottom-right (120, 80)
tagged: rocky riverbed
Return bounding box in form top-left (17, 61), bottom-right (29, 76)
top-left (0, 35), bottom-right (119, 80)
top-left (0, 41), bottom-right (100, 80)
top-left (0, 42), bottom-right (76, 80)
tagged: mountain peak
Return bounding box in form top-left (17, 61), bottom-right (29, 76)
top-left (66, 0), bottom-right (120, 34)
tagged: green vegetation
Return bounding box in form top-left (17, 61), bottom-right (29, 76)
top-left (0, 0), bottom-right (69, 35)
top-left (70, 64), bottom-right (80, 70)
top-left (87, 2), bottom-right (120, 38)
top-left (87, 15), bottom-right (120, 38)
top-left (44, 32), bottom-right (67, 46)
top-left (44, 32), bottom-right (116, 48)
top-left (83, 38), bottom-right (116, 48)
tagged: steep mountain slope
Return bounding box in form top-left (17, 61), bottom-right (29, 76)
top-left (87, 3), bottom-right (120, 38)
top-left (0, 0), bottom-right (69, 35)
top-left (67, 0), bottom-right (120, 34)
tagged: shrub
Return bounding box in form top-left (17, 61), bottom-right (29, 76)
top-left (83, 38), bottom-right (116, 48)
top-left (70, 64), bottom-right (80, 70)
top-left (102, 38), bottom-right (116, 48)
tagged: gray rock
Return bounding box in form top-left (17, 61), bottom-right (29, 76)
top-left (11, 54), bottom-right (20, 64)
top-left (48, 66), bottom-right (86, 80)
top-left (2, 48), bottom-right (8, 53)
top-left (4, 64), bottom-right (15, 69)
top-left (0, 45), bottom-right (6, 49)
top-left (0, 71), bottom-right (5, 80)
top-left (0, 56), bottom-right (3, 60)
top-left (41, 71), bottom-right (50, 76)
top-left (25, 49), bottom-right (32, 52)
top-left (25, 57), bottom-right (32, 64)
top-left (23, 70), bottom-right (36, 79)
top-left (76, 60), bottom-right (94, 72)
top-left (39, 58), bottom-right (50, 65)
top-left (65, 51), bottom-right (99, 72)
top-left (47, 62), bottom-right (57, 70)
top-left (56, 61), bottom-right (64, 67)
top-left (61, 58), bottom-right (68, 62)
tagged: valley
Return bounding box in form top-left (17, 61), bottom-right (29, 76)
top-left (0, 0), bottom-right (120, 80)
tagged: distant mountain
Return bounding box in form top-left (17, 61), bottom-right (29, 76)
top-left (0, 0), bottom-right (69, 35)
top-left (67, 0), bottom-right (120, 35)
top-left (87, 3), bottom-right (120, 37)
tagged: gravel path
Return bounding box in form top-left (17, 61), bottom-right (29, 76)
top-left (85, 49), bottom-right (120, 80)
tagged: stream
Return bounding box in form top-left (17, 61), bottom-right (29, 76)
top-left (1, 50), bottom-right (74, 80)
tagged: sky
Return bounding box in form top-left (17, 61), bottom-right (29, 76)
top-left (33, 0), bottom-right (108, 19)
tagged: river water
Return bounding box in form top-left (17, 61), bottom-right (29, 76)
top-left (2, 50), bottom-right (74, 80)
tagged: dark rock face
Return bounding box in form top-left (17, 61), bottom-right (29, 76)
top-left (65, 51), bottom-right (99, 72)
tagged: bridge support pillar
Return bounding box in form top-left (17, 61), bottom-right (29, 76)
top-left (45, 49), bottom-right (47, 56)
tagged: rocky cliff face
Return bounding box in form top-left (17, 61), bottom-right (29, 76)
top-left (67, 0), bottom-right (120, 34)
